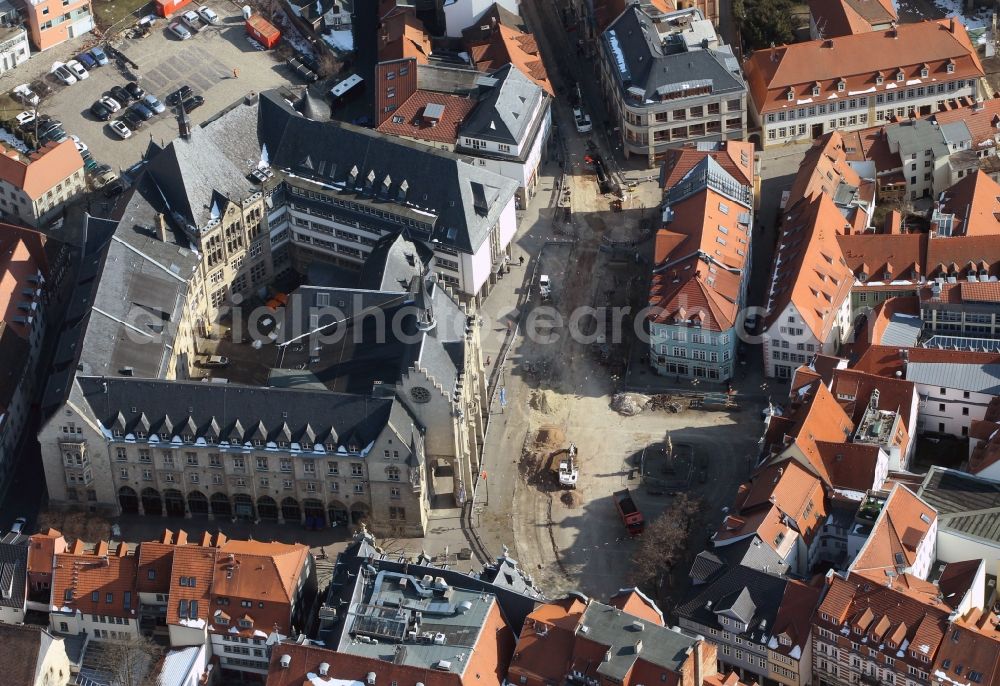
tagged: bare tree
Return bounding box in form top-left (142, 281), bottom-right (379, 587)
top-left (629, 493), bottom-right (703, 592)
top-left (315, 50), bottom-right (341, 79)
top-left (91, 635), bottom-right (163, 686)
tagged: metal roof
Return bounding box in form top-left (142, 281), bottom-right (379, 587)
top-left (918, 466), bottom-right (1000, 545)
top-left (906, 361), bottom-right (1000, 394)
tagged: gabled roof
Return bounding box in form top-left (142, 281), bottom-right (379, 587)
top-left (466, 22), bottom-right (552, 94)
top-left (786, 132), bottom-right (870, 228)
top-left (265, 641), bottom-right (462, 686)
top-left (659, 141), bottom-right (755, 189)
top-left (765, 193), bottom-right (854, 341)
top-left (0, 140), bottom-right (84, 200)
top-left (770, 580), bottom-right (822, 655)
top-left (849, 484), bottom-right (936, 578)
top-left (0, 623), bottom-right (62, 686)
top-left (648, 157), bottom-right (752, 332)
top-left (376, 90), bottom-right (476, 145)
top-left (27, 529), bottom-right (66, 578)
top-left (937, 170), bottom-right (1000, 236)
top-left (677, 565), bottom-right (790, 643)
top-left (0, 532), bottom-right (28, 610)
top-left (459, 63), bottom-right (548, 147)
top-left (931, 610), bottom-right (1000, 686)
top-left (933, 97), bottom-right (1000, 148)
top-left (808, 0), bottom-right (896, 37)
top-left (258, 90), bottom-right (518, 256)
top-left (602, 5), bottom-right (744, 103)
top-left (51, 541), bottom-right (137, 618)
top-left (745, 19), bottom-right (984, 115)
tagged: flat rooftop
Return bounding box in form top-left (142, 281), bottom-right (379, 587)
top-left (337, 569), bottom-right (496, 674)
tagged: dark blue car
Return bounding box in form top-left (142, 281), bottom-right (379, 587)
top-left (76, 51), bottom-right (97, 69)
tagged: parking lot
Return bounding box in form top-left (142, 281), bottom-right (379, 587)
top-left (2, 7), bottom-right (298, 172)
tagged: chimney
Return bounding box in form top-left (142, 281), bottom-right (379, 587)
top-left (156, 213), bottom-right (169, 242)
top-left (694, 639), bottom-right (705, 686)
top-left (949, 16), bottom-right (956, 33)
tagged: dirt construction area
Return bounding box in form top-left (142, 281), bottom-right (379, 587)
top-left (472, 117), bottom-right (766, 603)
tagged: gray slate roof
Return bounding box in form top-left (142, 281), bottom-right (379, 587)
top-left (0, 532), bottom-right (27, 610)
top-left (459, 64), bottom-right (547, 147)
top-left (75, 376), bottom-right (397, 453)
top-left (146, 101), bottom-right (262, 230)
top-left (676, 565), bottom-right (789, 643)
top-left (689, 535), bottom-right (789, 584)
top-left (277, 273), bottom-right (468, 398)
top-left (580, 599), bottom-right (699, 680)
top-left (880, 312), bottom-right (921, 347)
top-left (258, 90), bottom-right (517, 255)
top-left (918, 466), bottom-right (1000, 545)
top-left (602, 6), bottom-right (744, 102)
top-left (906, 362), bottom-right (1000, 394)
top-left (357, 233), bottom-right (429, 292)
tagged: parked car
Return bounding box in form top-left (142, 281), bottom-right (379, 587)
top-left (41, 127), bottom-right (67, 143)
top-left (15, 111), bottom-right (35, 126)
top-left (70, 134), bottom-right (87, 153)
top-left (181, 95), bottom-right (204, 112)
top-left (10, 517), bottom-right (26, 534)
top-left (121, 109), bottom-right (144, 129)
top-left (90, 100), bottom-right (112, 120)
top-left (12, 84), bottom-right (38, 105)
top-left (89, 46), bottom-right (109, 65)
top-left (109, 85), bottom-right (132, 105)
top-left (197, 5), bottom-right (219, 24)
top-left (131, 101), bottom-right (154, 120)
top-left (167, 85), bottom-right (193, 105)
top-left (168, 21), bottom-right (192, 40)
top-left (109, 119), bottom-right (132, 139)
top-left (37, 119), bottom-right (61, 136)
top-left (92, 169), bottom-right (117, 190)
top-left (84, 157), bottom-right (99, 171)
top-left (125, 81), bottom-right (144, 100)
top-left (181, 9), bottom-right (202, 30)
top-left (198, 355), bottom-right (230, 368)
top-left (66, 60), bottom-right (89, 80)
top-left (52, 65), bottom-right (76, 85)
top-left (100, 95), bottom-right (121, 112)
top-left (141, 94), bottom-right (165, 114)
top-left (76, 51), bottom-right (97, 69)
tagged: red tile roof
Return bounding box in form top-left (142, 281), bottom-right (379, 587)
top-left (648, 185), bottom-right (751, 332)
top-left (766, 194), bottom-right (854, 341)
top-left (375, 90), bottom-right (476, 145)
top-left (854, 345), bottom-right (1000, 378)
top-left (849, 484), bottom-right (935, 577)
top-left (745, 20), bottom-right (984, 117)
top-left (264, 642), bottom-right (462, 686)
top-left (933, 97), bottom-right (1000, 147)
top-left (165, 545), bottom-right (216, 627)
top-left (786, 132), bottom-right (866, 216)
top-left (467, 24), bottom-right (553, 95)
top-left (51, 541), bottom-right (138, 619)
top-left (931, 610), bottom-right (1000, 686)
top-left (960, 281), bottom-right (1000, 303)
top-left (659, 141), bottom-right (755, 189)
top-left (771, 580), bottom-right (822, 656)
top-left (0, 140), bottom-right (83, 201)
top-left (837, 232), bottom-right (926, 282)
top-left (808, 0), bottom-right (897, 37)
top-left (937, 170), bottom-right (1000, 237)
top-left (378, 8), bottom-right (430, 64)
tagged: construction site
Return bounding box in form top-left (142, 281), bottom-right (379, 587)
top-left (466, 105), bottom-right (767, 602)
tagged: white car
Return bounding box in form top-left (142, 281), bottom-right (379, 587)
top-left (197, 5), bottom-right (219, 24)
top-left (70, 134), bottom-right (88, 153)
top-left (12, 84), bottom-right (38, 106)
top-left (10, 517), bottom-right (26, 534)
top-left (573, 108), bottom-right (592, 133)
top-left (109, 119), bottom-right (132, 139)
top-left (15, 111), bottom-right (35, 126)
top-left (100, 95), bottom-right (121, 112)
top-left (66, 59), bottom-right (89, 80)
top-left (51, 63), bottom-right (77, 85)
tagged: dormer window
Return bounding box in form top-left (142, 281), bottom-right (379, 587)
top-left (875, 74), bottom-right (884, 85)
top-left (113, 429), bottom-right (124, 438)
top-left (812, 84), bottom-right (821, 96)
top-left (897, 70), bottom-right (905, 82)
top-left (837, 80), bottom-right (846, 92)
top-left (787, 88), bottom-right (795, 101)
top-left (159, 432), bottom-right (169, 440)
top-left (183, 434), bottom-right (193, 443)
top-left (920, 65), bottom-right (929, 78)
top-left (136, 430), bottom-right (147, 439)
top-left (947, 61), bottom-right (955, 74)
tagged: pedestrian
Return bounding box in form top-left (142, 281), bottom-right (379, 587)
top-left (233, 68), bottom-right (239, 79)
top-left (519, 255), bottom-right (524, 266)
top-left (486, 356), bottom-right (491, 366)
